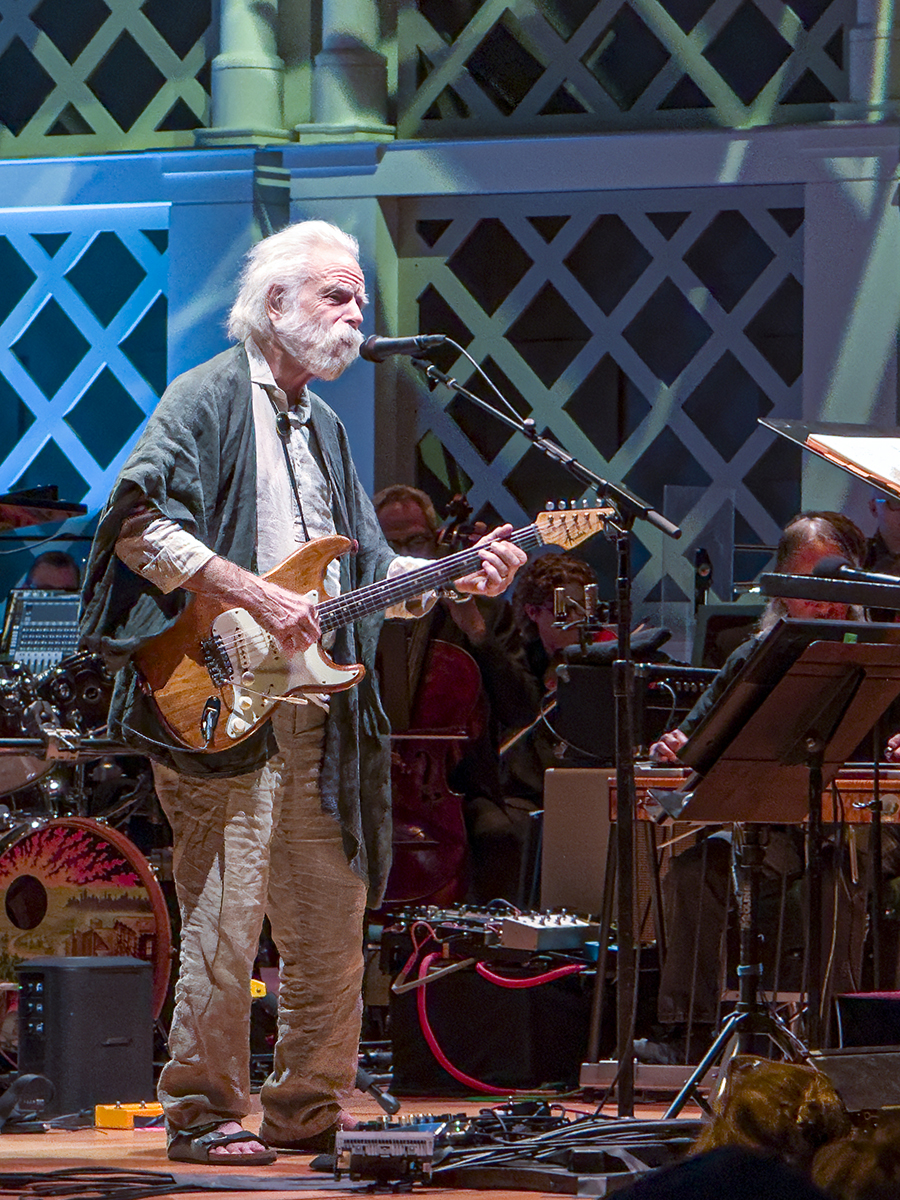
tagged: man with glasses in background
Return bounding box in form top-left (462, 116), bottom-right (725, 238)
top-left (865, 491), bottom-right (900, 622)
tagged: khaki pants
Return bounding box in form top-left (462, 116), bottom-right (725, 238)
top-left (154, 703), bottom-right (367, 1142)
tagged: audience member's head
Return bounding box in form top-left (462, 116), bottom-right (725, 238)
top-left (373, 485), bottom-right (441, 557)
top-left (693, 1055), bottom-right (850, 1172)
top-left (511, 552), bottom-right (600, 655)
top-left (812, 1110), bottom-right (900, 1200)
top-left (24, 550), bottom-right (81, 592)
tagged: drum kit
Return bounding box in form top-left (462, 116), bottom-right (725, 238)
top-left (0, 491), bottom-right (171, 1045)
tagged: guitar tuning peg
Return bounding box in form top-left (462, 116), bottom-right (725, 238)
top-left (559, 499), bottom-right (567, 510)
top-left (546, 501), bottom-right (556, 511)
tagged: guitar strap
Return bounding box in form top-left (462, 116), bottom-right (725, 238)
top-left (271, 405), bottom-right (311, 542)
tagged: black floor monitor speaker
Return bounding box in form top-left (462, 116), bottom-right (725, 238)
top-left (16, 956), bottom-right (153, 1117)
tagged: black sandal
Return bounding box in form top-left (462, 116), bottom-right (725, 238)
top-left (167, 1122), bottom-right (277, 1165)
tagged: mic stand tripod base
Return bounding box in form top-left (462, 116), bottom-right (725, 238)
top-left (662, 1003), bottom-right (807, 1120)
top-left (662, 826), bottom-right (809, 1120)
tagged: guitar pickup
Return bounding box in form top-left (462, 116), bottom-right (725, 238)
top-left (201, 633), bottom-right (233, 686)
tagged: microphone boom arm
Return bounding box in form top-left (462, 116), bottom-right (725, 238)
top-left (412, 359), bottom-right (681, 540)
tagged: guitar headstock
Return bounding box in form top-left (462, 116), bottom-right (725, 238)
top-left (535, 504), bottom-right (616, 550)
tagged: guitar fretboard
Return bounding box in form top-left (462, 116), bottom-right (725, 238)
top-left (317, 524), bottom-right (544, 633)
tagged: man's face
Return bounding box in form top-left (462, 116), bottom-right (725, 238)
top-left (28, 563), bottom-right (79, 591)
top-left (870, 495), bottom-right (900, 552)
top-left (271, 249), bottom-right (367, 379)
top-left (377, 500), bottom-right (438, 557)
top-left (782, 543), bottom-right (851, 621)
top-left (526, 585), bottom-right (591, 655)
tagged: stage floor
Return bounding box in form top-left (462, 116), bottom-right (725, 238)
top-left (1, 1091), bottom-right (705, 1200)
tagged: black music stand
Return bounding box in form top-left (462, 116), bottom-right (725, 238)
top-left (647, 619), bottom-right (900, 1119)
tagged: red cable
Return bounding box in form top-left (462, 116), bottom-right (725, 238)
top-left (475, 961), bottom-right (586, 988)
top-left (414, 951), bottom-right (582, 1096)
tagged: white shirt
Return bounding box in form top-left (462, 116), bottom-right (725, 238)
top-left (115, 340), bottom-right (433, 618)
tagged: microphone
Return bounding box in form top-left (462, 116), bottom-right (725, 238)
top-left (812, 555), bottom-right (900, 586)
top-left (358, 334), bottom-right (447, 363)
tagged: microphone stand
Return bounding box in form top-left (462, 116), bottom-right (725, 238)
top-left (410, 358), bottom-right (681, 1116)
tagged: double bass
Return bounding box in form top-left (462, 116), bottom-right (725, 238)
top-left (377, 497), bottom-right (489, 908)
top-left (379, 625), bottom-right (486, 907)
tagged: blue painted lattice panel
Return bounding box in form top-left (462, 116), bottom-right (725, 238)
top-left (0, 203), bottom-right (169, 547)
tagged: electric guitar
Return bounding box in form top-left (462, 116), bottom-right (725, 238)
top-left (133, 504), bottom-right (614, 752)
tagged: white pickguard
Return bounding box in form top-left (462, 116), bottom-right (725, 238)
top-left (211, 603), bottom-right (355, 740)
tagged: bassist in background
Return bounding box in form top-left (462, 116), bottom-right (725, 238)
top-left (80, 220), bottom-right (525, 1166)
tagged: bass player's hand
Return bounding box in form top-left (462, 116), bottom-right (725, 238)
top-left (453, 524), bottom-right (527, 598)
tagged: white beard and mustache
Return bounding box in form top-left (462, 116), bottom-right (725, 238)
top-left (273, 308), bottom-right (363, 380)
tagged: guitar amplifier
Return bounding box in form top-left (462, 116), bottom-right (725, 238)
top-left (541, 768), bottom-right (696, 940)
top-left (553, 662), bottom-right (717, 761)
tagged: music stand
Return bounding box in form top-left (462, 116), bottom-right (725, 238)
top-left (647, 619), bottom-right (900, 1119)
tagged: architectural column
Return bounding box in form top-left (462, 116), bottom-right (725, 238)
top-left (295, 0), bottom-right (394, 142)
top-left (834, 0), bottom-right (900, 120)
top-left (196, 0), bottom-right (291, 146)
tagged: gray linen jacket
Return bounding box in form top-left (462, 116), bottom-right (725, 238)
top-left (80, 344), bottom-right (397, 904)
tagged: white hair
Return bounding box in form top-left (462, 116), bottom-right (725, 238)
top-left (226, 220), bottom-right (360, 344)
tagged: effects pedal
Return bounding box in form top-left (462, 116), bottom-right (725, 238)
top-left (499, 912), bottom-right (599, 951)
top-left (334, 1114), bottom-right (462, 1181)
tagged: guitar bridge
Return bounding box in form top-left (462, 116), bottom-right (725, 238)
top-left (201, 633), bottom-right (233, 687)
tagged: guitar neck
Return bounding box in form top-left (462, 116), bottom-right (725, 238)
top-left (317, 524), bottom-right (544, 633)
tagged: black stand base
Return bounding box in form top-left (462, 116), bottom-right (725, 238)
top-left (664, 1004), bottom-right (807, 1118)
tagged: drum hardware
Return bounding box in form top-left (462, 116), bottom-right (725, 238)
top-left (0, 730), bottom-right (132, 760)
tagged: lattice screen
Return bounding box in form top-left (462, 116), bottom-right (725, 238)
top-left (393, 187), bottom-right (804, 620)
top-left (399, 0), bottom-right (852, 137)
top-left (0, 0), bottom-right (211, 157)
top-left (0, 206), bottom-right (169, 571)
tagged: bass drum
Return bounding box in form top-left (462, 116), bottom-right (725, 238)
top-left (0, 817), bottom-right (172, 1018)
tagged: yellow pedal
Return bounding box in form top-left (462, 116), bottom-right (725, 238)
top-left (250, 978), bottom-right (267, 998)
top-left (95, 1101), bottom-right (164, 1129)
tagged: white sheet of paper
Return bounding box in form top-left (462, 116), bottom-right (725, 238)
top-left (807, 433), bottom-right (900, 487)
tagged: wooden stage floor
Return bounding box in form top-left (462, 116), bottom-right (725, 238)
top-left (0, 1090), bottom-right (705, 1200)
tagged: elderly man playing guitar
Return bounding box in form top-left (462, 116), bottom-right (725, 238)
top-left (81, 221), bottom-right (527, 1166)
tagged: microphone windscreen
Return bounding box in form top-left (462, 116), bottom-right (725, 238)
top-left (811, 555), bottom-right (851, 578)
top-left (560, 627), bottom-right (671, 664)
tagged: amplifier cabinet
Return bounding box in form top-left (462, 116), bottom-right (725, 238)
top-left (541, 768), bottom-right (615, 915)
top-left (541, 768), bottom-right (695, 941)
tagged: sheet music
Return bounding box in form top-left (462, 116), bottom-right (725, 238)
top-left (806, 433), bottom-right (900, 489)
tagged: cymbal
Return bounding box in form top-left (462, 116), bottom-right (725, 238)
top-left (0, 486), bottom-right (87, 531)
